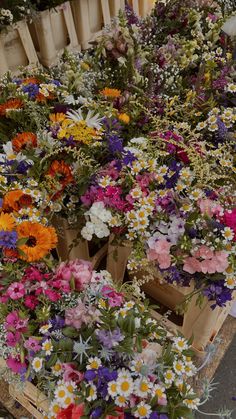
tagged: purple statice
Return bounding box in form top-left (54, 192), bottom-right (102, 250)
top-left (0, 230), bottom-right (17, 249)
top-left (203, 281), bottom-right (233, 309)
top-left (216, 117), bottom-right (228, 142)
top-left (22, 83), bottom-right (39, 99)
top-left (96, 328), bottom-right (124, 349)
top-left (125, 3), bottom-right (140, 25)
top-left (107, 134), bottom-right (124, 154)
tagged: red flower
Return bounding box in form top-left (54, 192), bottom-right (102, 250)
top-left (57, 404), bottom-right (84, 419)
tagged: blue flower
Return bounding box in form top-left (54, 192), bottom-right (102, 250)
top-left (84, 369), bottom-right (97, 381)
top-left (22, 83), bottom-right (39, 99)
top-left (91, 407), bottom-right (103, 418)
top-left (0, 230), bottom-right (17, 249)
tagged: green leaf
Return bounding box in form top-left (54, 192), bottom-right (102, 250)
top-left (46, 353), bottom-right (57, 368)
top-left (62, 326), bottom-right (80, 338)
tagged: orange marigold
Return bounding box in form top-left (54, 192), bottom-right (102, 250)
top-left (0, 99), bottom-right (24, 116)
top-left (100, 88), bottom-right (121, 98)
top-left (118, 113), bottom-right (130, 124)
top-left (3, 190), bottom-right (32, 212)
top-left (22, 77), bottom-right (39, 85)
top-left (49, 113), bottom-right (66, 124)
top-left (48, 160), bottom-right (73, 188)
top-left (17, 221), bottom-right (57, 262)
top-left (12, 132), bottom-right (37, 152)
top-left (0, 212), bottom-right (16, 231)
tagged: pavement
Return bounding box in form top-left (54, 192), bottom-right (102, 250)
top-left (196, 332), bottom-right (236, 418)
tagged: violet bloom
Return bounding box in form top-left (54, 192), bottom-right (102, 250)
top-left (203, 282), bottom-right (232, 309)
top-left (91, 407), bottom-right (103, 418)
top-left (22, 83), bottom-right (39, 99)
top-left (96, 328), bottom-right (124, 349)
top-left (0, 230), bottom-right (17, 249)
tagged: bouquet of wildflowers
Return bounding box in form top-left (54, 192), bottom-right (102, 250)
top-left (0, 256), bottom-right (201, 419)
top-left (79, 135), bottom-right (236, 308)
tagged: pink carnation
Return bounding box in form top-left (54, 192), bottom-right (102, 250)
top-left (198, 198), bottom-right (223, 217)
top-left (6, 331), bottom-right (21, 347)
top-left (65, 300), bottom-right (100, 329)
top-left (24, 295), bottom-right (39, 309)
top-left (7, 282), bottom-right (25, 300)
top-left (183, 257), bottom-right (202, 274)
top-left (24, 337), bottom-right (41, 353)
top-left (101, 285), bottom-right (124, 307)
top-left (6, 355), bottom-right (26, 374)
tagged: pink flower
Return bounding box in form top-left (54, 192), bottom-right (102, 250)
top-left (214, 251), bottom-right (229, 272)
top-left (55, 259), bottom-right (93, 292)
top-left (101, 285), bottom-right (124, 307)
top-left (5, 311), bottom-right (20, 330)
top-left (24, 295), bottom-right (38, 309)
top-left (221, 208), bottom-right (236, 240)
top-left (7, 282), bottom-right (25, 300)
top-left (6, 355), bottom-right (26, 374)
top-left (6, 331), bottom-right (21, 347)
top-left (193, 245), bottom-right (214, 260)
top-left (45, 289), bottom-right (61, 302)
top-left (183, 257), bottom-right (202, 274)
top-left (24, 338), bottom-right (41, 353)
top-left (62, 363), bottom-right (84, 383)
top-left (23, 266), bottom-right (43, 282)
top-left (198, 198), bottom-right (223, 217)
top-left (65, 300), bottom-right (100, 329)
top-left (147, 238), bottom-right (172, 269)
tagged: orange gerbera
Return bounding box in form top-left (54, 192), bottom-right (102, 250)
top-left (0, 212), bottom-right (16, 231)
top-left (48, 160), bottom-right (73, 188)
top-left (12, 132), bottom-right (37, 152)
top-left (0, 99), bottom-right (24, 116)
top-left (49, 113), bottom-right (66, 124)
top-left (3, 190), bottom-right (32, 212)
top-left (17, 221), bottom-right (57, 262)
top-left (22, 77), bottom-right (39, 85)
top-left (36, 92), bottom-right (54, 102)
top-left (100, 87), bottom-right (121, 98)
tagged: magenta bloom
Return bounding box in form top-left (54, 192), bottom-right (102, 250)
top-left (7, 282), bottom-right (25, 300)
top-left (24, 337), bottom-right (41, 353)
top-left (101, 285), bottom-right (124, 307)
top-left (6, 355), bottom-right (26, 374)
top-left (5, 311), bottom-right (20, 330)
top-left (24, 295), bottom-right (38, 309)
top-left (6, 331), bottom-right (21, 347)
top-left (221, 208), bottom-right (236, 240)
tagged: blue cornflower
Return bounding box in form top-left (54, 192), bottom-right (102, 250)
top-left (22, 83), bottom-right (39, 99)
top-left (0, 230), bottom-right (18, 249)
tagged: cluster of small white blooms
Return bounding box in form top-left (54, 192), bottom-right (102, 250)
top-left (49, 380), bottom-right (76, 417)
top-left (16, 207), bottom-right (47, 224)
top-left (39, 83), bottom-right (56, 97)
top-left (0, 9), bottom-right (13, 23)
top-left (224, 264), bottom-right (236, 289)
top-left (175, 167), bottom-right (194, 194)
top-left (196, 106), bottom-right (236, 132)
top-left (81, 201), bottom-right (112, 240)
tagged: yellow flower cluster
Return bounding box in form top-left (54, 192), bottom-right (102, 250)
top-left (57, 119), bottom-right (100, 145)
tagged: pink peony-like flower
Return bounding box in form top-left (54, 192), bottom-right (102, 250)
top-left (62, 363), bottom-right (84, 383)
top-left (183, 249), bottom-right (229, 274)
top-left (101, 285), bottom-right (124, 307)
top-left (54, 259), bottom-right (93, 292)
top-left (7, 282), bottom-right (25, 300)
top-left (6, 355), bottom-right (26, 374)
top-left (6, 331), bottom-right (21, 347)
top-left (147, 238), bottom-right (172, 269)
top-left (193, 245), bottom-right (214, 260)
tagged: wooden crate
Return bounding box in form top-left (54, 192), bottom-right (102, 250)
top-left (0, 20), bottom-right (39, 76)
top-left (142, 278), bottom-right (235, 354)
top-left (9, 382), bottom-right (49, 419)
top-left (29, 1), bottom-right (80, 67)
top-left (106, 235), bottom-right (131, 284)
top-left (52, 216), bottom-right (108, 268)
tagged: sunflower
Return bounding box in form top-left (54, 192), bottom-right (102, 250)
top-left (48, 160), bottom-right (73, 188)
top-left (100, 87), bottom-right (121, 98)
top-left (3, 190), bottom-right (32, 212)
top-left (0, 99), bottom-right (24, 116)
top-left (17, 221), bottom-right (57, 262)
top-left (12, 132), bottom-right (37, 152)
top-left (0, 212), bottom-right (16, 231)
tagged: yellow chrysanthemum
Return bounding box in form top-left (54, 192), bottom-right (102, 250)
top-left (0, 212), bottom-right (16, 231)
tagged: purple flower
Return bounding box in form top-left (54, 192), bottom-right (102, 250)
top-left (50, 316), bottom-right (65, 330)
top-left (123, 150), bottom-right (136, 165)
top-left (24, 338), bottom-right (41, 353)
top-left (107, 134), bottom-right (124, 154)
top-left (84, 369), bottom-right (97, 381)
top-left (203, 281), bottom-right (233, 308)
top-left (91, 407), bottom-right (103, 418)
top-left (96, 328), bottom-right (124, 349)
top-left (22, 83), bottom-right (39, 99)
top-left (0, 230), bottom-right (17, 248)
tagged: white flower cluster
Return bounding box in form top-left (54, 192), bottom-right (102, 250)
top-left (81, 201), bottom-right (112, 240)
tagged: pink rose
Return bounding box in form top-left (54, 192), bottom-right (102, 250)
top-left (55, 259), bottom-right (93, 291)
